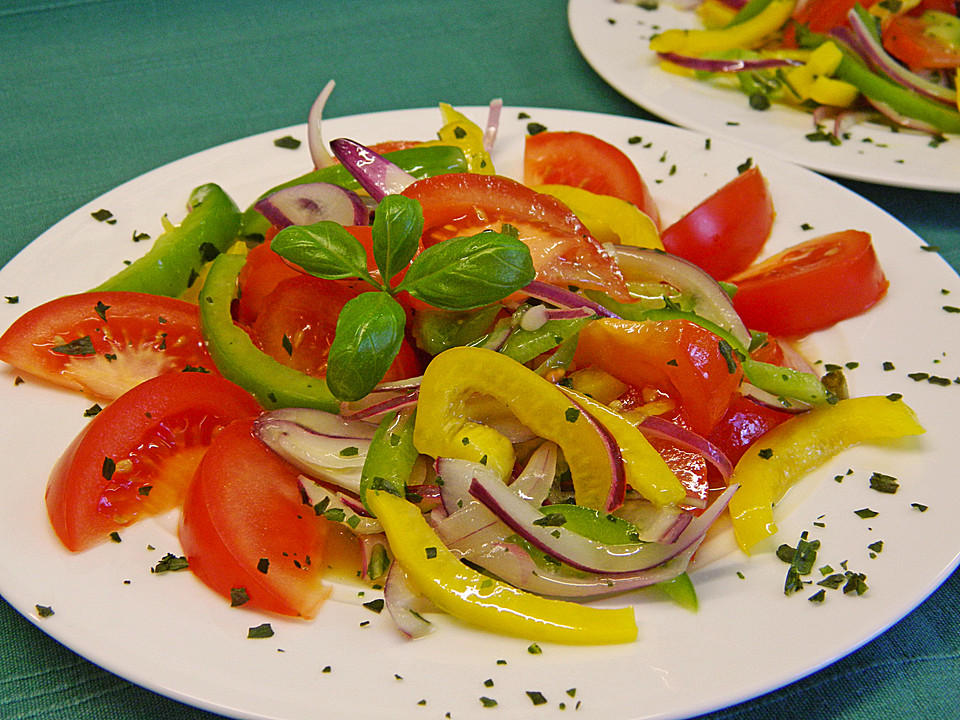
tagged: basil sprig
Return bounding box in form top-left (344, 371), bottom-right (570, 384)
top-left (271, 195), bottom-right (535, 401)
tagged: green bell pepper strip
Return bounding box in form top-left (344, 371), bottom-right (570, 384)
top-left (239, 145), bottom-right (470, 238)
top-left (411, 305), bottom-right (501, 356)
top-left (93, 183), bottom-right (241, 297)
top-left (497, 316), bottom-right (594, 366)
top-left (728, 395), bottom-right (924, 552)
top-left (834, 54), bottom-right (960, 134)
top-left (359, 410), bottom-right (418, 514)
top-left (197, 253), bottom-right (339, 411)
top-left (366, 489), bottom-right (638, 644)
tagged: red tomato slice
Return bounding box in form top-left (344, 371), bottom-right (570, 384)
top-left (728, 229), bottom-right (889, 337)
top-left (236, 237), bottom-right (303, 326)
top-left (0, 291), bottom-right (216, 400)
top-left (573, 318), bottom-right (744, 435)
top-left (523, 131), bottom-right (661, 229)
top-left (705, 393), bottom-right (794, 466)
top-left (882, 14), bottom-right (960, 69)
top-left (46, 372), bottom-right (261, 552)
top-left (179, 418), bottom-right (331, 618)
top-left (660, 167), bottom-right (775, 280)
top-left (402, 173), bottom-right (631, 300)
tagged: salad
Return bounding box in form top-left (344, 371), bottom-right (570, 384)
top-left (0, 90), bottom-right (924, 646)
top-left (647, 0), bottom-right (960, 137)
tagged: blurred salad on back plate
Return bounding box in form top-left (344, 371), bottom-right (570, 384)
top-left (0, 83), bottom-right (924, 646)
top-left (645, 0), bottom-right (960, 138)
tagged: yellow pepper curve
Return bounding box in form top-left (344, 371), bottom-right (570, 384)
top-left (367, 489), bottom-right (638, 645)
top-left (413, 346), bottom-right (684, 510)
top-left (728, 395), bottom-right (925, 552)
top-left (649, 0), bottom-right (797, 55)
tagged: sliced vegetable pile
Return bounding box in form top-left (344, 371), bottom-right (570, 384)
top-left (0, 87), bottom-right (924, 646)
top-left (649, 0), bottom-right (960, 137)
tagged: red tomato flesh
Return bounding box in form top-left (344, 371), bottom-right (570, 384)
top-left (179, 419), bottom-right (331, 618)
top-left (573, 318), bottom-right (744, 435)
top-left (402, 173), bottom-right (631, 301)
top-left (882, 14), bottom-right (960, 69)
top-left (523, 130), bottom-right (662, 229)
top-left (660, 167), bottom-right (775, 280)
top-left (0, 291), bottom-right (216, 400)
top-left (46, 372), bottom-right (261, 551)
top-left (728, 229), bottom-right (889, 337)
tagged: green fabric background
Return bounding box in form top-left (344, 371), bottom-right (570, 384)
top-left (1, 1), bottom-right (958, 718)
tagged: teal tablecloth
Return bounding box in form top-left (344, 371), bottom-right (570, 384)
top-left (1, 1), bottom-right (958, 718)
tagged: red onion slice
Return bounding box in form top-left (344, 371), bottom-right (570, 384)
top-left (307, 80), bottom-right (337, 169)
top-left (657, 52), bottom-right (801, 74)
top-left (254, 408), bottom-right (377, 494)
top-left (846, 9), bottom-right (956, 107)
top-left (254, 182), bottom-right (369, 229)
top-left (612, 245), bottom-right (752, 348)
top-left (329, 137), bottom-right (418, 201)
top-left (522, 280), bottom-right (618, 317)
top-left (467, 472), bottom-right (738, 575)
top-left (483, 98), bottom-right (503, 152)
top-left (384, 563), bottom-right (435, 639)
top-left (639, 415), bottom-right (734, 482)
top-left (468, 540), bottom-right (700, 599)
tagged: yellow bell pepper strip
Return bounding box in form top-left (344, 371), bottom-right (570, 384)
top-left (414, 346), bottom-right (621, 511)
top-left (198, 253), bottom-right (339, 412)
top-left (93, 183), bottom-right (241, 298)
top-left (728, 395), bottom-right (925, 552)
top-left (649, 0), bottom-right (797, 55)
top-left (784, 41), bottom-right (860, 107)
top-left (558, 386), bottom-right (686, 507)
top-left (532, 184), bottom-right (663, 250)
top-left (366, 489), bottom-right (638, 644)
top-left (418, 103), bottom-right (495, 175)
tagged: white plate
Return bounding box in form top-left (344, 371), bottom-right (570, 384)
top-left (568, 0), bottom-right (960, 192)
top-left (0, 107), bottom-right (958, 720)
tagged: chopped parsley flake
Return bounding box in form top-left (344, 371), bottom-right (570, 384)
top-left (564, 407), bottom-right (580, 423)
top-left (152, 553), bottom-right (189, 574)
top-left (855, 508), bottom-right (879, 519)
top-left (230, 587), bottom-right (250, 607)
top-left (527, 643), bottom-right (542, 654)
top-left (362, 598), bottom-right (385, 613)
top-left (869, 472), bottom-right (899, 494)
top-left (273, 135), bottom-right (301, 149)
top-left (35, 604), bottom-right (54, 618)
top-left (91, 208), bottom-right (115, 223)
top-left (526, 691), bottom-right (548, 706)
top-left (526, 122), bottom-right (547, 136)
top-left (84, 403), bottom-right (103, 417)
top-left (247, 623), bottom-right (275, 638)
top-left (5, 296), bottom-right (19, 304)
top-left (425, 546), bottom-right (438, 559)
top-left (52, 336), bottom-right (96, 356)
top-left (912, 502), bottom-right (929, 512)
top-left (110, 531), bottom-right (122, 543)
top-left (480, 697), bottom-right (498, 708)
top-left (257, 557), bottom-right (270, 574)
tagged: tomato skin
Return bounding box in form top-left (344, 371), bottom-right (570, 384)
top-left (882, 14), bottom-right (960, 69)
top-left (46, 372), bottom-right (261, 552)
top-left (660, 167), bottom-right (775, 280)
top-left (402, 173), bottom-right (630, 300)
top-left (0, 291), bottom-right (216, 400)
top-left (523, 131), bottom-right (661, 229)
top-left (179, 419), bottom-right (331, 618)
top-left (235, 237), bottom-right (303, 326)
top-left (573, 318), bottom-right (744, 435)
top-left (705, 393), bottom-right (794, 465)
top-left (729, 230), bottom-right (889, 337)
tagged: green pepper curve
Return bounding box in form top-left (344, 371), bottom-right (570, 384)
top-left (93, 183), bottom-right (241, 297)
top-left (834, 55), bottom-right (960, 135)
top-left (198, 253), bottom-right (339, 411)
top-left (239, 145), bottom-right (470, 238)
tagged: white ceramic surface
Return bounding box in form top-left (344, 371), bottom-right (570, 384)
top-left (0, 107), bottom-right (958, 720)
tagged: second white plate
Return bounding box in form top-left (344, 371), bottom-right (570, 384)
top-left (569, 0), bottom-right (960, 192)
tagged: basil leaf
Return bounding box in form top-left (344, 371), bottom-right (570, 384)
top-left (372, 195), bottom-right (423, 283)
top-left (326, 292), bottom-right (406, 401)
top-left (397, 232), bottom-right (535, 310)
top-left (271, 221), bottom-right (372, 282)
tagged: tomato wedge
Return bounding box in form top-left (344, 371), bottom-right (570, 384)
top-left (660, 167), bottom-right (775, 280)
top-left (523, 130), bottom-right (661, 229)
top-left (402, 173), bottom-right (630, 300)
top-left (235, 238), bottom-right (302, 326)
top-left (179, 418), bottom-right (331, 618)
top-left (0, 291), bottom-right (216, 400)
top-left (573, 318), bottom-right (744, 435)
top-left (46, 372), bottom-right (261, 552)
top-left (728, 229), bottom-right (889, 337)
top-left (882, 14), bottom-right (960, 70)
